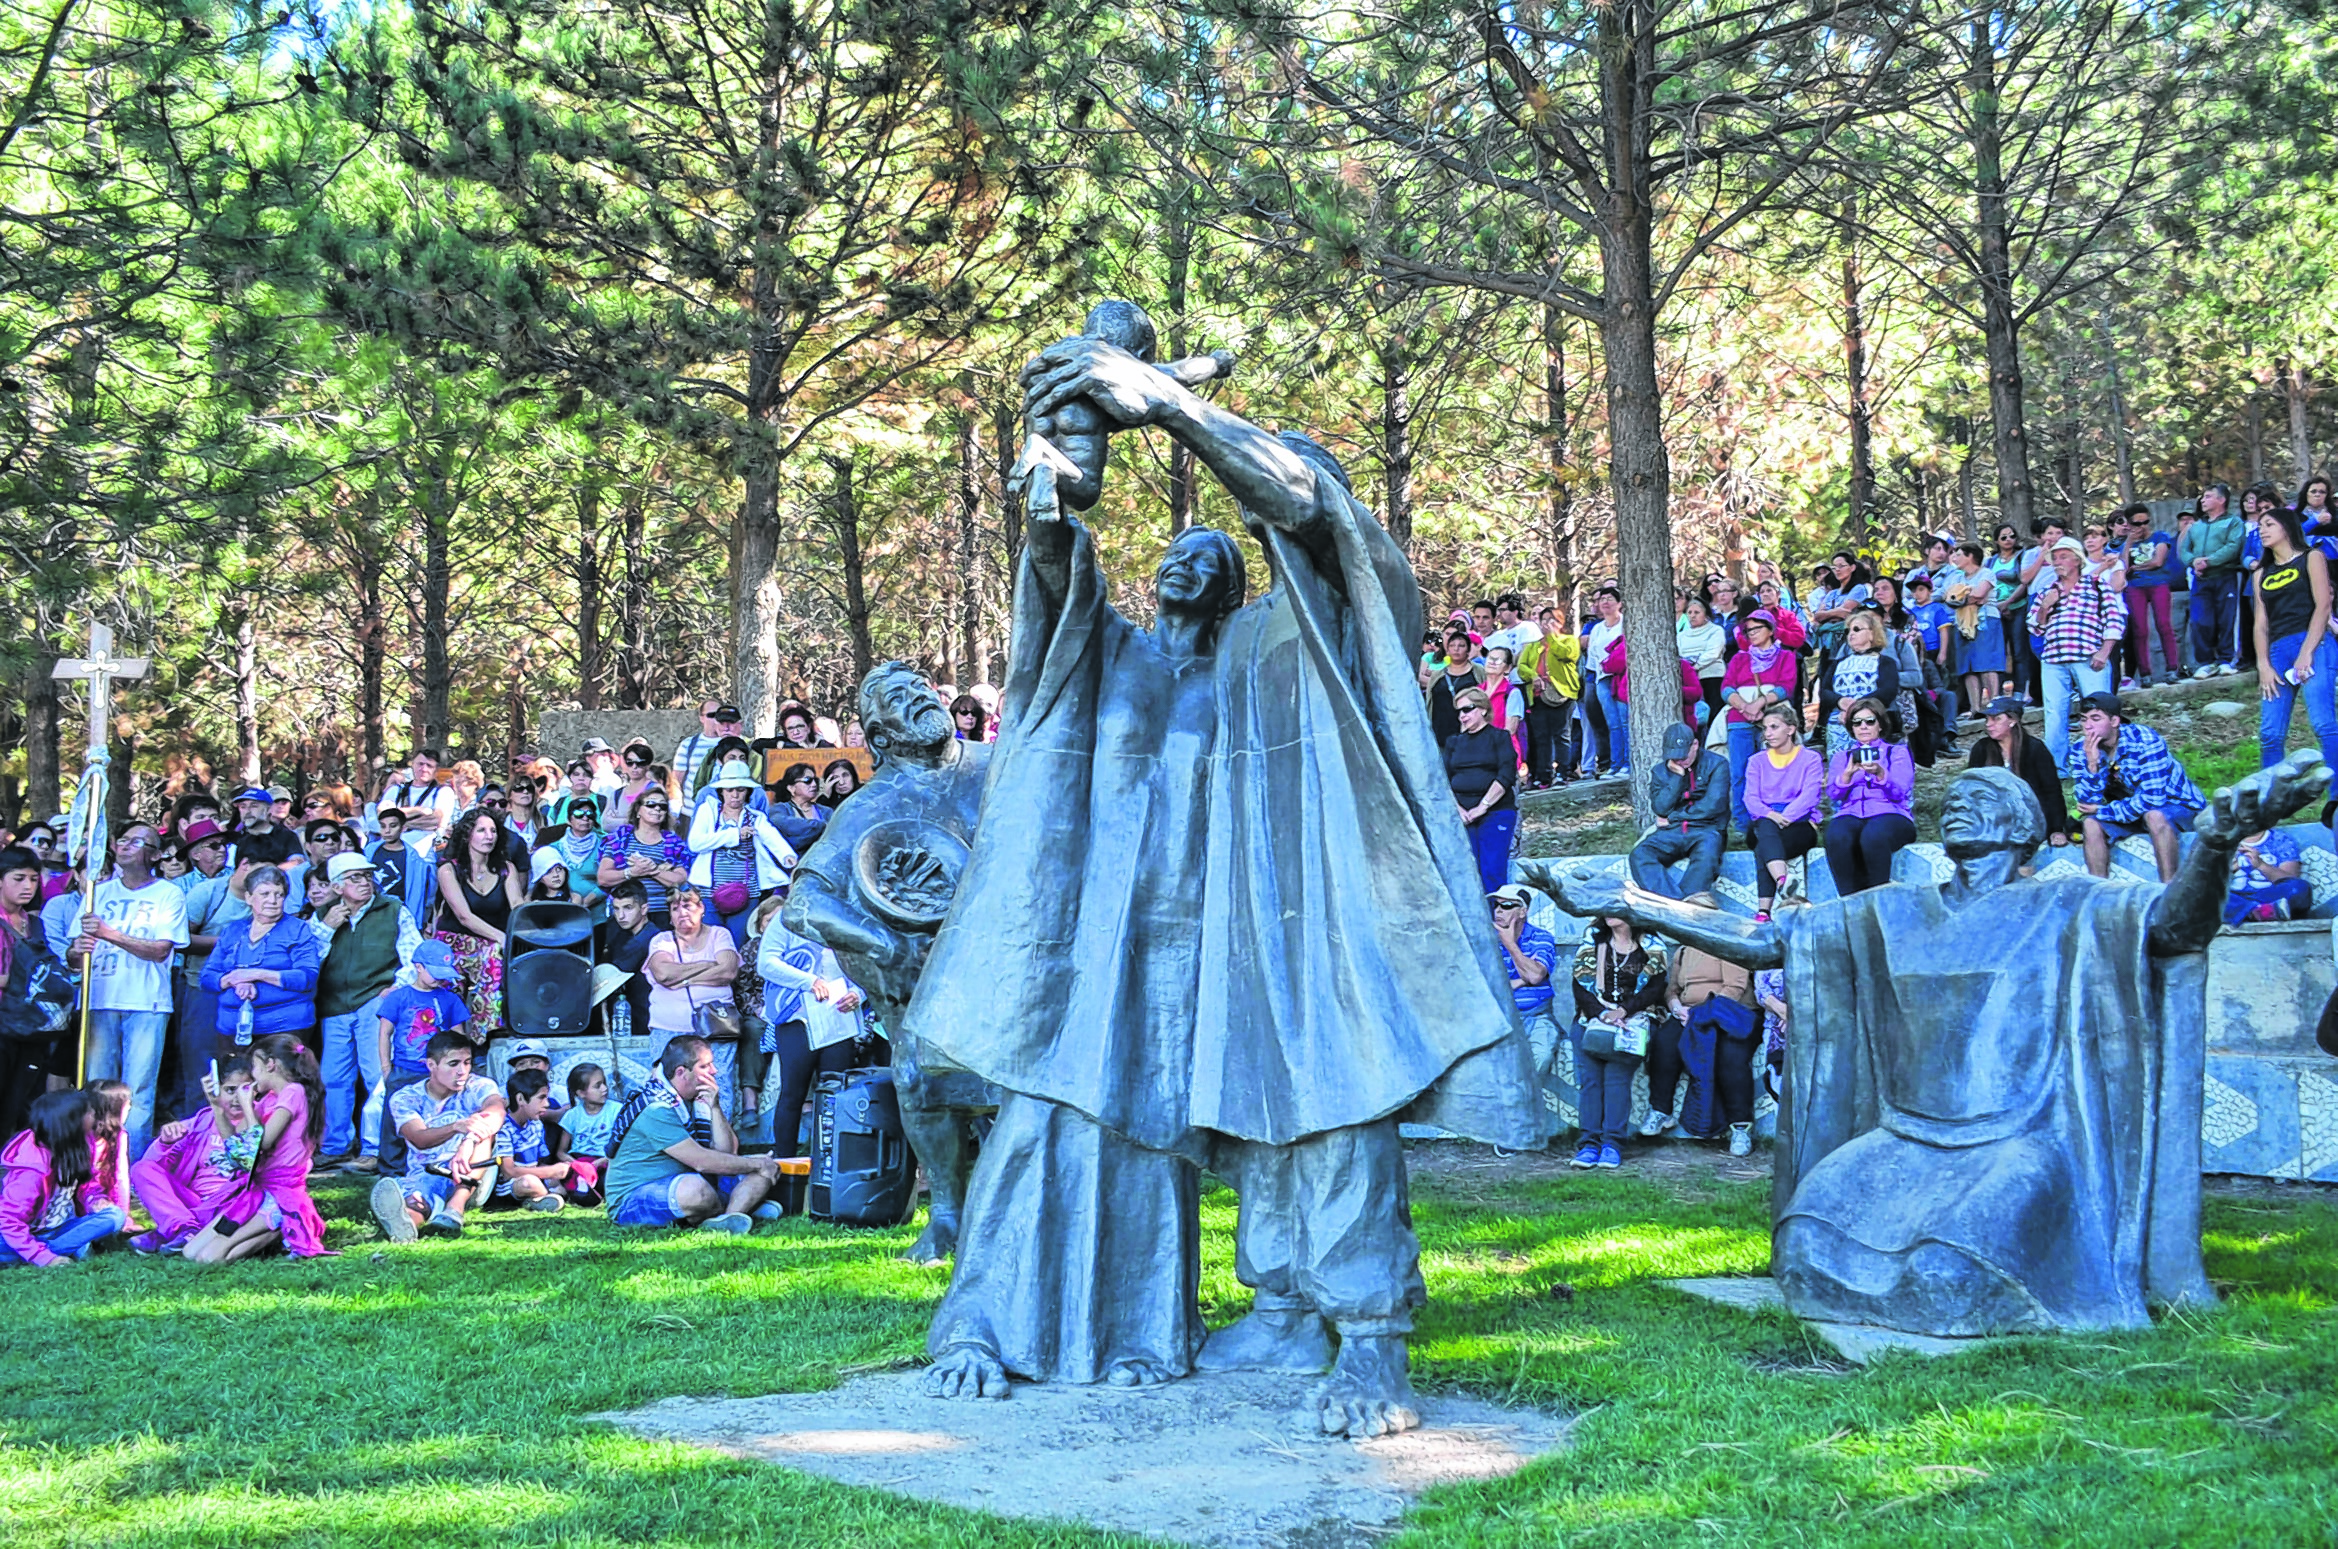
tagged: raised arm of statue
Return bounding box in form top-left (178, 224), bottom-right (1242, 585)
top-left (1517, 860), bottom-right (1787, 971)
top-left (781, 868), bottom-right (917, 992)
top-left (2151, 752), bottom-right (2329, 957)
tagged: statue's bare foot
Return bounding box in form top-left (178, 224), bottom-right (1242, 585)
top-left (901, 1214), bottom-right (957, 1267)
top-left (1300, 1334), bottom-right (1419, 1438)
top-left (1104, 1358), bottom-right (1177, 1388)
top-left (922, 1344), bottom-right (1009, 1400)
top-left (1196, 1306), bottom-right (1333, 1374)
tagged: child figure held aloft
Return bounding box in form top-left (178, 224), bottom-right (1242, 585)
top-left (129, 1057), bottom-right (262, 1254)
top-left (0, 1090), bottom-right (127, 1266)
top-left (184, 1034), bottom-right (334, 1262)
top-left (1026, 299), bottom-right (1233, 513)
top-left (485, 1068), bottom-right (571, 1214)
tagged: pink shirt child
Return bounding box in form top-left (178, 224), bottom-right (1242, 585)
top-left (0, 1132), bottom-right (111, 1267)
top-left (207, 1086), bottom-right (333, 1258)
top-left (131, 1109), bottom-right (247, 1245)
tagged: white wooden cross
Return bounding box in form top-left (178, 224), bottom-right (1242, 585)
top-left (52, 621), bottom-right (148, 760)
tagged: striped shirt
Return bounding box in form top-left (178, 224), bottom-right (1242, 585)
top-left (2027, 574), bottom-right (2127, 663)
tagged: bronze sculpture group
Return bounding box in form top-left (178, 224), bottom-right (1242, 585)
top-left (787, 298), bottom-right (2325, 1439)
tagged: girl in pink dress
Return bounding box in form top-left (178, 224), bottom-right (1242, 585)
top-left (185, 1034), bottom-right (334, 1262)
top-left (82, 1079), bottom-right (133, 1222)
top-left (128, 1057), bottom-right (261, 1253)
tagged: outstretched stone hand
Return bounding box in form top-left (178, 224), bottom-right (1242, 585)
top-left (1516, 858), bottom-right (1625, 922)
top-left (1022, 337), bottom-right (1185, 431)
top-left (2195, 751), bottom-right (2330, 848)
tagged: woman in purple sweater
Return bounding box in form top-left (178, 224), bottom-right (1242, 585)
top-left (1823, 697), bottom-right (1918, 895)
top-left (1742, 703), bottom-right (1823, 920)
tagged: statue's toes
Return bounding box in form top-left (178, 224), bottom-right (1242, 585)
top-left (974, 1360), bottom-right (1011, 1400)
top-left (921, 1365), bottom-right (960, 1399)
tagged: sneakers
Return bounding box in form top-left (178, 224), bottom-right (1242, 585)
top-left (1570, 1143), bottom-right (1601, 1168)
top-left (1728, 1123), bottom-right (1753, 1158)
top-left (749, 1200), bottom-right (785, 1222)
top-left (371, 1176), bottom-right (417, 1243)
top-left (128, 1230), bottom-right (164, 1256)
top-left (699, 1212), bottom-right (753, 1235)
top-left (339, 1155), bottom-right (380, 1175)
top-left (1595, 1144), bottom-right (1623, 1169)
top-left (421, 1209), bottom-right (465, 1238)
top-left (1638, 1110), bottom-right (1677, 1138)
top-left (2192, 664), bottom-right (2216, 679)
top-left (524, 1193), bottom-right (566, 1213)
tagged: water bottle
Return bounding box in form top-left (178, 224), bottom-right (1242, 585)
top-left (234, 995), bottom-right (255, 1046)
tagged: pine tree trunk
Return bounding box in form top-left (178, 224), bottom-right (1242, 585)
top-left (1971, 20), bottom-right (2035, 539)
top-left (2103, 310), bottom-right (2136, 503)
top-left (1380, 338), bottom-right (1414, 553)
top-left (2282, 359), bottom-right (2313, 484)
top-left (232, 602), bottom-right (260, 784)
top-left (1543, 304), bottom-right (1575, 603)
top-left (1841, 207), bottom-right (1874, 545)
top-left (957, 412), bottom-right (983, 683)
top-left (356, 533), bottom-right (387, 786)
top-left (576, 483), bottom-right (603, 712)
top-left (733, 465), bottom-right (783, 729)
top-left (23, 647), bottom-right (59, 822)
top-left (421, 474), bottom-right (453, 754)
top-left (620, 486), bottom-right (651, 710)
top-left (2245, 388), bottom-right (2265, 483)
top-left (1601, 0), bottom-right (1680, 828)
top-left (830, 455), bottom-right (874, 686)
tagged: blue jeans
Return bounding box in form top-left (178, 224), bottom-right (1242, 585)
top-left (1468, 810), bottom-right (1519, 893)
top-left (2225, 877), bottom-right (2312, 924)
top-left (320, 993), bottom-right (388, 1158)
top-left (0, 1202), bottom-right (127, 1264)
top-left (85, 1008), bottom-right (170, 1157)
top-left (2259, 633), bottom-right (2338, 771)
top-left (1629, 826), bottom-right (1724, 900)
top-left (2040, 657), bottom-right (2112, 770)
top-left (174, 978), bottom-right (220, 1119)
top-left (1725, 722), bottom-right (1760, 830)
top-left (1594, 677), bottom-right (1630, 771)
top-left (2191, 572), bottom-right (2241, 669)
top-left (1571, 1028), bottom-right (1640, 1148)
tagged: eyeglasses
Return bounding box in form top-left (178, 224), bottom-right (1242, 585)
top-left (1851, 717), bottom-right (1880, 728)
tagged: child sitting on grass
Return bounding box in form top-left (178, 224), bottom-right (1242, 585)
top-left (185, 1034), bottom-right (333, 1262)
top-left (130, 1057), bottom-right (261, 1254)
top-left (549, 1062), bottom-right (612, 1207)
top-left (485, 1069), bottom-right (570, 1214)
top-left (83, 1078), bottom-right (133, 1225)
top-left (372, 1030), bottom-right (505, 1242)
top-left (0, 1090), bottom-right (126, 1266)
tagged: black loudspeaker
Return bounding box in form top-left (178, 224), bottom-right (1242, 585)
top-left (808, 1067), bottom-right (917, 1227)
top-left (503, 901), bottom-right (595, 1036)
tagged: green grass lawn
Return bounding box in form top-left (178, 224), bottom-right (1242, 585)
top-left (2, 1156), bottom-right (2332, 1548)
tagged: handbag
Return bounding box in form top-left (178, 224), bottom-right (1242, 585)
top-left (710, 881), bottom-right (752, 916)
top-left (1580, 1010), bottom-right (1650, 1059)
top-left (692, 1002), bottom-right (743, 1043)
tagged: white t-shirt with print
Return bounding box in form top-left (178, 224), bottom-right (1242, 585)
top-left (81, 876), bottom-right (189, 1013)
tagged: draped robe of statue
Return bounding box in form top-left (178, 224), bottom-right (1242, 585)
top-left (912, 472), bottom-right (1540, 1383)
top-left (1775, 876), bottom-right (2215, 1334)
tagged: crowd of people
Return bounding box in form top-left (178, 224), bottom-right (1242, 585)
top-left (1446, 478), bottom-right (2337, 1168)
top-left (3, 479), bottom-right (2330, 1258)
top-left (0, 684), bottom-right (1023, 1263)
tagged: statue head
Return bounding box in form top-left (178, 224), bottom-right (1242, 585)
top-left (1154, 526), bottom-right (1248, 621)
top-left (858, 660), bottom-right (955, 771)
top-left (1082, 299), bottom-right (1159, 363)
top-left (1939, 767), bottom-right (2047, 865)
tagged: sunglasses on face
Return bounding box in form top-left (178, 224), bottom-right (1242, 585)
top-left (1851, 717), bottom-right (1880, 728)
top-left (640, 803), bottom-right (668, 813)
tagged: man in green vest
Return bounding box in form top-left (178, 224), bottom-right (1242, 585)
top-left (307, 851), bottom-right (420, 1173)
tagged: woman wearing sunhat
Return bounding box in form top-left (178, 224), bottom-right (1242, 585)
top-left (686, 757), bottom-right (799, 946)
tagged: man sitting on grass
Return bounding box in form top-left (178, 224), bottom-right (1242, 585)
top-left (371, 1031), bottom-right (505, 1241)
top-left (602, 1035), bottom-right (780, 1234)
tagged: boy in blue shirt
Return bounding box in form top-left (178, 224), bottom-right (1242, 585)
top-left (487, 1068), bottom-right (571, 1212)
top-left (372, 940), bottom-right (470, 1175)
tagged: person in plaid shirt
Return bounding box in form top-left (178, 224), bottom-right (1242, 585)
top-left (2067, 691), bottom-right (2204, 882)
top-left (2028, 536), bottom-right (2128, 769)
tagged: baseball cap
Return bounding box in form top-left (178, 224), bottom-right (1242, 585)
top-left (2080, 690), bottom-right (2127, 718)
top-left (324, 852), bottom-right (378, 882)
top-left (1662, 723), bottom-right (1698, 761)
top-left (231, 787), bottom-right (272, 805)
top-left (410, 940), bottom-right (457, 977)
top-left (711, 703), bottom-right (743, 722)
top-left (1488, 884), bottom-right (1533, 908)
top-left (508, 1038), bottom-right (551, 1063)
top-left (266, 785), bottom-right (293, 803)
top-left (1981, 695), bottom-right (2027, 719)
top-left (581, 737), bottom-right (614, 755)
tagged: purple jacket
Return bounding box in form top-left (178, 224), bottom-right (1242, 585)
top-left (1827, 742), bottom-right (1915, 821)
top-left (1743, 745), bottom-right (1824, 825)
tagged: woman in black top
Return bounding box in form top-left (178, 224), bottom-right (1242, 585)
top-left (1568, 917), bottom-right (1670, 1166)
top-left (1967, 695), bottom-right (2072, 848)
top-left (1443, 685), bottom-right (1517, 892)
top-left (433, 807), bottom-right (526, 1037)
top-left (1427, 626), bottom-right (1483, 745)
top-left (2252, 503), bottom-right (2338, 772)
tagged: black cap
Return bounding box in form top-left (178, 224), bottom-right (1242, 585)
top-left (2079, 690), bottom-right (2126, 718)
top-left (1981, 695), bottom-right (2027, 719)
top-left (712, 704), bottom-right (743, 722)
